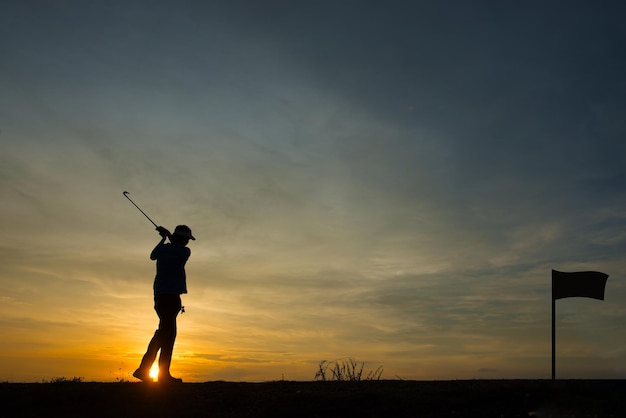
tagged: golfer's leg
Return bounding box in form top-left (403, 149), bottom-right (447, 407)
top-left (138, 329), bottom-right (161, 371)
top-left (156, 294), bottom-right (181, 381)
top-left (158, 315), bottom-right (177, 376)
top-left (134, 299), bottom-right (164, 381)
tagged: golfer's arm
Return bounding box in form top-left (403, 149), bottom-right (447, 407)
top-left (150, 238), bottom-right (166, 260)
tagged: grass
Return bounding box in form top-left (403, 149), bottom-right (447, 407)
top-left (314, 358), bottom-right (384, 382)
top-left (44, 376), bottom-right (85, 384)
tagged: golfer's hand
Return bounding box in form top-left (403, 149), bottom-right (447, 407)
top-left (156, 226), bottom-right (171, 239)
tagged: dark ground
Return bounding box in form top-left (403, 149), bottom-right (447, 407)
top-left (1, 380), bottom-right (624, 418)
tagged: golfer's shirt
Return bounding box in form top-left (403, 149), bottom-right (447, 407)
top-left (151, 242), bottom-right (190, 295)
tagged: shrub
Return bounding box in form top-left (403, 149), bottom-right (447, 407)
top-left (314, 358), bottom-right (383, 382)
top-left (45, 376), bottom-right (84, 384)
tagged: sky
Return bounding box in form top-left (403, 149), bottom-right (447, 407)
top-left (1, 0), bottom-right (626, 382)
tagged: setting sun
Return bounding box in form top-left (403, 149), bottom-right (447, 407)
top-left (149, 365), bottom-right (159, 381)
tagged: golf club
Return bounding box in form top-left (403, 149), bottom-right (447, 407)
top-left (122, 191), bottom-right (158, 228)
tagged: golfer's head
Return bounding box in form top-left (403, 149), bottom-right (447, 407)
top-left (172, 225), bottom-right (195, 244)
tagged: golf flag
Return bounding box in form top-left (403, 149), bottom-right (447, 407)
top-left (552, 270), bottom-right (609, 300)
top-left (551, 269), bottom-right (609, 380)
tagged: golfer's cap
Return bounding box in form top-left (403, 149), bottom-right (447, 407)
top-left (173, 225), bottom-right (195, 240)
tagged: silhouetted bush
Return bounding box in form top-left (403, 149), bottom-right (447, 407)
top-left (314, 358), bottom-right (383, 381)
top-left (45, 376), bottom-right (84, 384)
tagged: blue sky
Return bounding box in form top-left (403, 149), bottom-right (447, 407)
top-left (1, 0), bottom-right (625, 381)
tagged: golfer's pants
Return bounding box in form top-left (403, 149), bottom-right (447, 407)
top-left (138, 294), bottom-right (181, 375)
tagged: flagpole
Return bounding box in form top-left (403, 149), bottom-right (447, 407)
top-left (552, 288), bottom-right (556, 380)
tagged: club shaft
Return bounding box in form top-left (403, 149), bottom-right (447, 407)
top-left (123, 192), bottom-right (158, 228)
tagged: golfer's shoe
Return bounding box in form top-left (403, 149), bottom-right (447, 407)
top-left (158, 374), bottom-right (183, 384)
top-left (132, 368), bottom-right (153, 383)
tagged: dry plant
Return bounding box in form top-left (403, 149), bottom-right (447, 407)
top-left (45, 377), bottom-right (84, 384)
top-left (314, 358), bottom-right (383, 382)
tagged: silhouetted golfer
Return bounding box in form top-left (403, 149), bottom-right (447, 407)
top-left (133, 225), bottom-right (195, 383)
